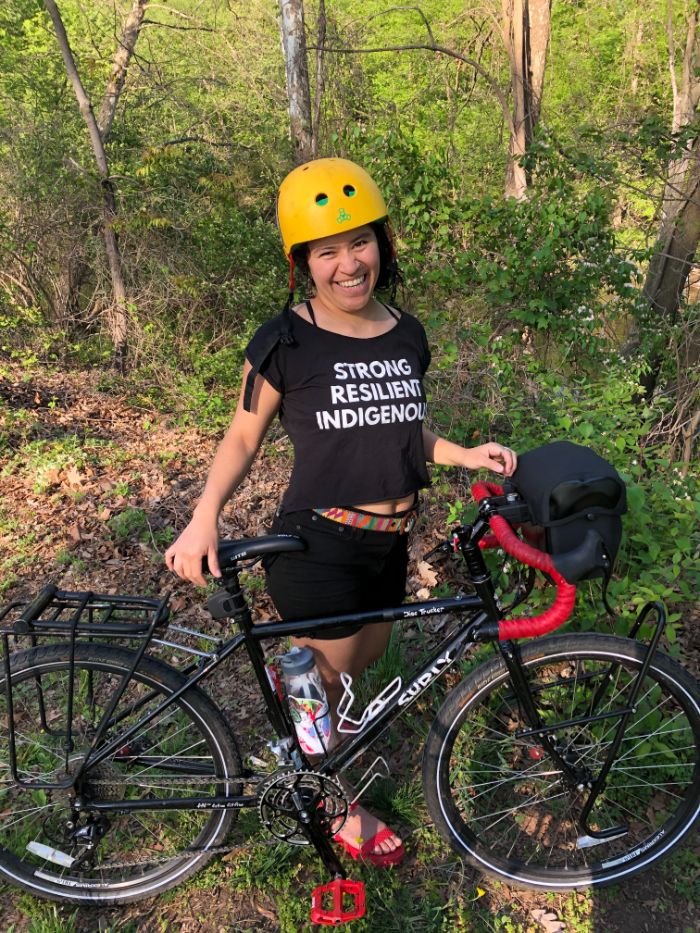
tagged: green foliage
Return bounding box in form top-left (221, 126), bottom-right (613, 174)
top-left (2, 435), bottom-right (89, 493)
top-left (108, 507), bottom-right (149, 542)
top-left (349, 128), bottom-right (457, 265)
top-left (452, 139), bottom-right (643, 343)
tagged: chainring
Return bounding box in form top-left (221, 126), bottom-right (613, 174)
top-left (258, 770), bottom-right (348, 845)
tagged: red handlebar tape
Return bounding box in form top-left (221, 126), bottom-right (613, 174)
top-left (471, 481), bottom-right (577, 640)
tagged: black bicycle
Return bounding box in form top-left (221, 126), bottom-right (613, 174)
top-left (0, 481), bottom-right (698, 924)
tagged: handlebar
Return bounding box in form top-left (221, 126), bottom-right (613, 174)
top-left (471, 481), bottom-right (577, 640)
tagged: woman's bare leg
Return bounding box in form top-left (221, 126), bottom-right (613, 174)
top-left (292, 622), bottom-right (401, 857)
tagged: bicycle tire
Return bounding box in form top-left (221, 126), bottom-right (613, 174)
top-left (423, 633), bottom-right (700, 889)
top-left (0, 643), bottom-right (242, 904)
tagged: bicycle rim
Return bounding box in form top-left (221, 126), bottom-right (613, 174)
top-left (425, 634), bottom-right (700, 888)
top-left (0, 644), bottom-right (241, 903)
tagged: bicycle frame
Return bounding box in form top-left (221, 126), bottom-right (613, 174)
top-left (0, 513), bottom-right (672, 883)
top-left (75, 594), bottom-right (491, 812)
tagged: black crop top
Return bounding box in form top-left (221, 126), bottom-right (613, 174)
top-left (245, 308), bottom-right (431, 511)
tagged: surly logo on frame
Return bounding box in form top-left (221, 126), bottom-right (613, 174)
top-left (398, 651), bottom-right (453, 707)
top-left (315, 357), bottom-right (427, 431)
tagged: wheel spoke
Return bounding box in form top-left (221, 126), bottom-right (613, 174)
top-left (430, 637), bottom-right (700, 886)
top-left (0, 645), bottom-right (240, 902)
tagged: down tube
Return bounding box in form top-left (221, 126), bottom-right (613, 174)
top-left (320, 610), bottom-right (488, 775)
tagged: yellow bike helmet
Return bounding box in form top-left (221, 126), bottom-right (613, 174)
top-left (277, 157), bottom-right (388, 255)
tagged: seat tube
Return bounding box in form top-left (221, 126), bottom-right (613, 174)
top-left (223, 572), bottom-right (292, 739)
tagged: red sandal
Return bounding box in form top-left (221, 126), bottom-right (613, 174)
top-left (333, 804), bottom-right (405, 868)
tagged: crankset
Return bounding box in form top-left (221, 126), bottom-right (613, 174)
top-left (258, 770), bottom-right (348, 845)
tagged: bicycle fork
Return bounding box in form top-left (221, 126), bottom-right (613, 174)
top-left (499, 600), bottom-right (668, 846)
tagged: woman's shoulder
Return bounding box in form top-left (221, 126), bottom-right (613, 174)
top-left (391, 308), bottom-right (427, 337)
top-left (245, 311), bottom-right (295, 357)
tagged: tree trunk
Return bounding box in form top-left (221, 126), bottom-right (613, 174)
top-left (312, 0), bottom-right (326, 157)
top-left (661, 0), bottom-right (700, 231)
top-left (634, 1), bottom-right (700, 398)
top-left (279, 0), bottom-right (314, 163)
top-left (502, 0), bottom-right (551, 199)
top-left (98, 0), bottom-right (149, 139)
top-left (61, 0), bottom-right (148, 330)
top-left (527, 0), bottom-right (551, 133)
top-left (643, 130), bottom-right (700, 317)
top-left (43, 0), bottom-right (146, 369)
top-left (502, 0), bottom-right (528, 199)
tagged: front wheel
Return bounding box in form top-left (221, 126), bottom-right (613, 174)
top-left (0, 643), bottom-right (242, 904)
top-left (423, 633), bottom-right (700, 889)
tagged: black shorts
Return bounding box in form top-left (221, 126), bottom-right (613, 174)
top-left (264, 509), bottom-right (409, 639)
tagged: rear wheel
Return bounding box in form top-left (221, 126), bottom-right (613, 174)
top-left (423, 634), bottom-right (700, 889)
top-left (0, 643), bottom-right (242, 904)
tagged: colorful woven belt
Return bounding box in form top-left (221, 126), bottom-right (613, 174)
top-left (313, 505), bottom-right (417, 534)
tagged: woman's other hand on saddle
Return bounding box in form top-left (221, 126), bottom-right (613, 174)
top-left (165, 515), bottom-right (221, 586)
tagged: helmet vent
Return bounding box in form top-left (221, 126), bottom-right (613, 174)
top-left (315, 193), bottom-right (329, 205)
top-left (343, 184), bottom-right (356, 197)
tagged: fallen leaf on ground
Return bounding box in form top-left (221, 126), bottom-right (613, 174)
top-left (416, 560), bottom-right (438, 587)
top-left (531, 909), bottom-right (564, 933)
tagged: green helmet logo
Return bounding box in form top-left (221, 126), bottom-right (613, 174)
top-left (337, 207), bottom-right (351, 223)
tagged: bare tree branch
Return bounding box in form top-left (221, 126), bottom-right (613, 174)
top-left (156, 135), bottom-right (253, 149)
top-left (142, 20), bottom-right (214, 32)
top-left (309, 40), bottom-right (515, 139)
top-left (43, 0), bottom-right (130, 367)
top-left (363, 5), bottom-right (437, 46)
top-left (98, 0), bottom-right (149, 140)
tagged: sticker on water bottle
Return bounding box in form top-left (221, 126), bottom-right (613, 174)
top-left (288, 695), bottom-right (332, 755)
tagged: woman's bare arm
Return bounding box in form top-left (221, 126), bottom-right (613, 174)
top-left (165, 361), bottom-right (282, 585)
top-left (422, 426), bottom-right (517, 476)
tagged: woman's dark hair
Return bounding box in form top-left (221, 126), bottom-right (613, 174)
top-left (290, 221), bottom-right (402, 302)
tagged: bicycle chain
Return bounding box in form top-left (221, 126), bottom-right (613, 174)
top-left (85, 774), bottom-right (249, 786)
top-left (91, 839), bottom-right (280, 872)
top-left (44, 770), bottom-right (345, 871)
top-left (56, 772), bottom-right (279, 871)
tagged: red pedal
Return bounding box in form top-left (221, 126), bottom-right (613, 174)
top-left (310, 879), bottom-right (366, 925)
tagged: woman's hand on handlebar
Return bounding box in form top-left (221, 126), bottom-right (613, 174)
top-left (463, 442), bottom-right (517, 477)
top-left (422, 429), bottom-right (517, 476)
top-left (165, 516), bottom-right (221, 586)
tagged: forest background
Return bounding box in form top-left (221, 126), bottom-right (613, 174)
top-left (0, 1), bottom-right (699, 931)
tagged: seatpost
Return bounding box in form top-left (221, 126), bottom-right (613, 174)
top-left (454, 523), bottom-right (502, 624)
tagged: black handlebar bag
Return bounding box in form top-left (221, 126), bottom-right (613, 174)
top-left (505, 441), bottom-right (627, 584)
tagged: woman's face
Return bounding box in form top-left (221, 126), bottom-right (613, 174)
top-left (305, 225), bottom-right (380, 316)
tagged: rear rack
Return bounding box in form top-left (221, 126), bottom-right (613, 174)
top-left (0, 585), bottom-right (172, 790)
top-left (0, 584), bottom-right (170, 638)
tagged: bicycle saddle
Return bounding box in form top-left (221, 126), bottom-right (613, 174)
top-left (215, 534), bottom-right (306, 570)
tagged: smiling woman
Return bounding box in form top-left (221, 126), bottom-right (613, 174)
top-left (165, 156), bottom-right (517, 865)
top-left (307, 226), bottom-right (379, 310)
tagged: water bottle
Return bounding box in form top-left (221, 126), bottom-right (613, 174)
top-left (280, 646), bottom-right (332, 755)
